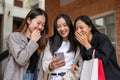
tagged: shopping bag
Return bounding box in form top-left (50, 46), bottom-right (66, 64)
top-left (80, 50), bottom-right (105, 80)
top-left (80, 58), bottom-right (98, 80)
top-left (98, 60), bottom-right (105, 80)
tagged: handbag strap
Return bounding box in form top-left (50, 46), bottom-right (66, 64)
top-left (92, 49), bottom-right (96, 59)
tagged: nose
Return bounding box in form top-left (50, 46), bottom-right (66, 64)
top-left (38, 24), bottom-right (44, 31)
top-left (76, 28), bottom-right (82, 32)
top-left (60, 26), bottom-right (64, 31)
top-left (38, 24), bottom-right (42, 29)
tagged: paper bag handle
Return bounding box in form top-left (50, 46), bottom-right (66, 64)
top-left (92, 49), bottom-right (96, 59)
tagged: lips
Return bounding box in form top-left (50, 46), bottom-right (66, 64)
top-left (61, 32), bottom-right (66, 35)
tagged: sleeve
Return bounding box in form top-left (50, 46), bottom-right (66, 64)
top-left (84, 34), bottom-right (115, 65)
top-left (8, 33), bottom-right (39, 66)
top-left (0, 50), bottom-right (9, 61)
top-left (42, 41), bottom-right (53, 73)
top-left (95, 34), bottom-right (115, 65)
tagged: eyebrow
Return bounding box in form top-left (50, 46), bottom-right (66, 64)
top-left (37, 20), bottom-right (45, 23)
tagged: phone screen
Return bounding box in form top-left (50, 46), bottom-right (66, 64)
top-left (54, 52), bottom-right (65, 62)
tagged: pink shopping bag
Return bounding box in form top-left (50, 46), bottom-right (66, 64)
top-left (98, 60), bottom-right (105, 80)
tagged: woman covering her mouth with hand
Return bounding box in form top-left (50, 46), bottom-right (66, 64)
top-left (3, 8), bottom-right (48, 80)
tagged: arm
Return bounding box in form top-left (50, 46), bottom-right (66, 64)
top-left (95, 34), bottom-right (115, 64)
top-left (42, 41), bottom-right (66, 73)
top-left (8, 33), bottom-right (39, 66)
top-left (83, 33), bottom-right (115, 65)
top-left (42, 41), bottom-right (53, 73)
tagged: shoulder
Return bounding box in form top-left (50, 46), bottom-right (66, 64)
top-left (8, 32), bottom-right (27, 42)
top-left (93, 32), bottom-right (111, 45)
top-left (95, 32), bottom-right (109, 41)
top-left (9, 32), bottom-right (24, 38)
top-left (9, 32), bottom-right (26, 39)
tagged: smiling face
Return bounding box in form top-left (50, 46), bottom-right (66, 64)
top-left (75, 20), bottom-right (91, 36)
top-left (56, 17), bottom-right (70, 41)
top-left (27, 15), bottom-right (45, 33)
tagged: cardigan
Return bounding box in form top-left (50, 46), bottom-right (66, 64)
top-left (3, 32), bottom-right (45, 80)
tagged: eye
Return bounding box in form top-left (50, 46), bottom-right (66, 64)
top-left (63, 24), bottom-right (67, 27)
top-left (57, 25), bottom-right (61, 28)
top-left (42, 24), bottom-right (45, 27)
top-left (36, 21), bottom-right (40, 25)
top-left (76, 26), bottom-right (79, 30)
top-left (80, 26), bottom-right (84, 29)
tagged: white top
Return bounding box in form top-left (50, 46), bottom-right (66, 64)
top-left (52, 41), bottom-right (75, 73)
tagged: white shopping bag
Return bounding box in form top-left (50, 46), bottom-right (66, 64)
top-left (80, 58), bottom-right (98, 80)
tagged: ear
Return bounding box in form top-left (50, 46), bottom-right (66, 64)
top-left (27, 18), bottom-right (31, 24)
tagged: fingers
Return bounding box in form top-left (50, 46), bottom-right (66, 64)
top-left (75, 31), bottom-right (88, 44)
top-left (31, 30), bottom-right (41, 42)
top-left (75, 31), bottom-right (86, 37)
top-left (71, 65), bottom-right (79, 74)
top-left (61, 78), bottom-right (64, 80)
top-left (33, 30), bottom-right (41, 36)
top-left (56, 60), bottom-right (65, 67)
top-left (49, 57), bottom-right (65, 70)
top-left (75, 31), bottom-right (82, 43)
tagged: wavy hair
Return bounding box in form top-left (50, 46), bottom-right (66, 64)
top-left (17, 8), bottom-right (48, 52)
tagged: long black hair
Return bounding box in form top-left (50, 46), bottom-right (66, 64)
top-left (74, 15), bottom-right (99, 34)
top-left (49, 14), bottom-right (77, 54)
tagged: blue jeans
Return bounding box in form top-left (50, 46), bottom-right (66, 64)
top-left (24, 72), bottom-right (34, 80)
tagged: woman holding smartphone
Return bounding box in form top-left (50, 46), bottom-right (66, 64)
top-left (42, 14), bottom-right (83, 80)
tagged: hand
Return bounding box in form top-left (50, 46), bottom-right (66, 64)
top-left (75, 31), bottom-right (88, 45)
top-left (75, 31), bottom-right (91, 50)
top-left (61, 78), bottom-right (64, 80)
top-left (31, 30), bottom-right (41, 42)
top-left (71, 65), bottom-right (79, 74)
top-left (49, 57), bottom-right (65, 71)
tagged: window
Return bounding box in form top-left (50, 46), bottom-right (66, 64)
top-left (92, 13), bottom-right (116, 48)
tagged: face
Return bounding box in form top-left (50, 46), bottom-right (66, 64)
top-left (27, 15), bottom-right (45, 33)
top-left (75, 20), bottom-right (91, 36)
top-left (57, 17), bottom-right (70, 41)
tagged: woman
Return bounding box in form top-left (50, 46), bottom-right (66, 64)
top-left (72, 15), bottom-right (120, 80)
top-left (42, 14), bottom-right (83, 80)
top-left (3, 8), bottom-right (48, 80)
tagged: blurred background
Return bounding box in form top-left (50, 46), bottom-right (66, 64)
top-left (0, 0), bottom-right (120, 79)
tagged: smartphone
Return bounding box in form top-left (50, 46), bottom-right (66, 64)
top-left (54, 52), bottom-right (65, 62)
